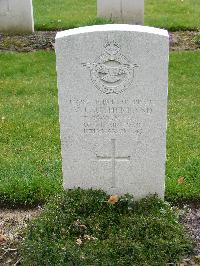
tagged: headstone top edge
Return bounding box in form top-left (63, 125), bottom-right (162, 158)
top-left (55, 24), bottom-right (169, 40)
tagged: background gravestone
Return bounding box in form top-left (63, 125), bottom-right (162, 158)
top-left (0, 0), bottom-right (34, 33)
top-left (56, 25), bottom-right (169, 199)
top-left (97, 0), bottom-right (144, 25)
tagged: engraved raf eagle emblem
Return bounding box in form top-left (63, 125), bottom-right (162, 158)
top-left (98, 64), bottom-right (127, 83)
top-left (82, 40), bottom-right (138, 94)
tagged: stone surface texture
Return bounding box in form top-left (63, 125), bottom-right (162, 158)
top-left (97, 0), bottom-right (144, 25)
top-left (56, 25), bottom-right (169, 199)
top-left (0, 0), bottom-right (34, 33)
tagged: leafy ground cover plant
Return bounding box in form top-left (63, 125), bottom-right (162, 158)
top-left (21, 189), bottom-right (193, 265)
top-left (194, 34), bottom-right (200, 45)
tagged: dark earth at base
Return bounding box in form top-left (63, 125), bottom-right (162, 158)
top-left (0, 31), bottom-right (199, 52)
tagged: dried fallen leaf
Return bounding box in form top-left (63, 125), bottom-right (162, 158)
top-left (76, 238), bottom-right (82, 245)
top-left (108, 195), bottom-right (119, 205)
top-left (84, 234), bottom-right (98, 241)
top-left (0, 234), bottom-right (7, 244)
top-left (195, 255), bottom-right (200, 262)
top-left (177, 176), bottom-right (185, 185)
top-left (79, 224), bottom-right (87, 230)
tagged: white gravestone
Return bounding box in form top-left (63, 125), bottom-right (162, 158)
top-left (97, 0), bottom-right (144, 25)
top-left (0, 0), bottom-right (34, 33)
top-left (56, 25), bottom-right (169, 199)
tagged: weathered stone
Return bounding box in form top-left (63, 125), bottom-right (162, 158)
top-left (0, 0), bottom-right (34, 33)
top-left (97, 0), bottom-right (144, 25)
top-left (55, 25), bottom-right (169, 199)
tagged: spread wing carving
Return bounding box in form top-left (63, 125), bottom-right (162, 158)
top-left (98, 64), bottom-right (126, 83)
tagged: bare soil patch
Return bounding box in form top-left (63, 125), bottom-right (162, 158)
top-left (0, 208), bottom-right (41, 265)
top-left (0, 31), bottom-right (199, 52)
top-left (180, 203), bottom-right (200, 265)
top-left (170, 31), bottom-right (200, 51)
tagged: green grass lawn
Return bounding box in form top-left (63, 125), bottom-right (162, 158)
top-left (32, 0), bottom-right (200, 31)
top-left (0, 52), bottom-right (62, 206)
top-left (166, 51), bottom-right (200, 201)
top-left (0, 51), bottom-right (199, 206)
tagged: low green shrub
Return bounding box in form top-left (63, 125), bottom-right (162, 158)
top-left (194, 34), bottom-right (200, 45)
top-left (21, 189), bottom-right (193, 265)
